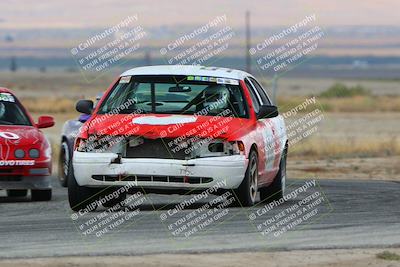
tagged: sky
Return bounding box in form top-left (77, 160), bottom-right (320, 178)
top-left (0, 0), bottom-right (399, 29)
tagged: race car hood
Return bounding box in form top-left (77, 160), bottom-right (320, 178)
top-left (0, 125), bottom-right (43, 146)
top-left (87, 114), bottom-right (255, 141)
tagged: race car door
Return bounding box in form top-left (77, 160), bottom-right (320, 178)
top-left (244, 77), bottom-right (284, 185)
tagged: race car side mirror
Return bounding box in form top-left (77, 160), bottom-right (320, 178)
top-left (37, 116), bottom-right (55, 128)
top-left (76, 99), bottom-right (94, 115)
top-left (257, 105), bottom-right (279, 119)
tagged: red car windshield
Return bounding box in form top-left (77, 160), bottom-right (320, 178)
top-left (0, 100), bottom-right (31, 126)
top-left (97, 75), bottom-right (248, 118)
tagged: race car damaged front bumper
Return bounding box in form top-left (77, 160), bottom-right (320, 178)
top-left (73, 151), bottom-right (248, 189)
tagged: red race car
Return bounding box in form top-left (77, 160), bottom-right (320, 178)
top-left (0, 88), bottom-right (54, 201)
top-left (70, 65), bottom-right (288, 211)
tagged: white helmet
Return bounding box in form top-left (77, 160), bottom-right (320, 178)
top-left (203, 85), bottom-right (230, 111)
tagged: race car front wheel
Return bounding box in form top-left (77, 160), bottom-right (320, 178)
top-left (259, 146), bottom-right (287, 202)
top-left (58, 141), bottom-right (71, 187)
top-left (68, 161), bottom-right (100, 212)
top-left (233, 149), bottom-right (258, 207)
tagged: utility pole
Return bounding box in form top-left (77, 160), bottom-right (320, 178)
top-left (6, 35), bottom-right (17, 72)
top-left (272, 73), bottom-right (278, 104)
top-left (245, 10), bottom-right (251, 73)
top-left (10, 56), bottom-right (17, 72)
top-left (144, 51), bottom-right (152, 66)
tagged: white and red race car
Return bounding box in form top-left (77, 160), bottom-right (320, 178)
top-left (69, 65), bottom-right (288, 211)
top-left (0, 88), bottom-right (54, 201)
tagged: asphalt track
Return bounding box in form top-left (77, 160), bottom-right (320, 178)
top-left (0, 178), bottom-right (399, 259)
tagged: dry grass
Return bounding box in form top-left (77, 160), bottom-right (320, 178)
top-left (20, 97), bottom-right (77, 114)
top-left (376, 251), bottom-right (400, 261)
top-left (290, 136), bottom-right (400, 159)
top-left (278, 95), bottom-right (400, 113)
top-left (319, 95), bottom-right (400, 112)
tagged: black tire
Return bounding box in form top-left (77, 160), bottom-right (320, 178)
top-left (260, 147), bottom-right (287, 202)
top-left (233, 149), bottom-right (259, 207)
top-left (100, 188), bottom-right (127, 208)
top-left (58, 140), bottom-right (71, 187)
top-left (6, 189), bottom-right (28, 198)
top-left (31, 189), bottom-right (52, 201)
top-left (68, 161), bottom-right (99, 212)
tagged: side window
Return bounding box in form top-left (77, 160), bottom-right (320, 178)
top-left (244, 78), bottom-right (260, 113)
top-left (249, 77), bottom-right (272, 105)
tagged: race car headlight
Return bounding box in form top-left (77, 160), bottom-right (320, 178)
top-left (231, 141), bottom-right (245, 155)
top-left (194, 140), bottom-right (245, 158)
top-left (76, 135), bottom-right (124, 153)
top-left (29, 148), bottom-right (40, 158)
top-left (75, 136), bottom-right (100, 152)
top-left (14, 149), bottom-right (25, 158)
top-left (75, 138), bottom-right (88, 152)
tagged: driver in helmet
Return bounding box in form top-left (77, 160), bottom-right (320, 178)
top-left (202, 85), bottom-right (230, 114)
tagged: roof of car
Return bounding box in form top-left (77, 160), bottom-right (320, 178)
top-left (0, 87), bottom-right (12, 93)
top-left (120, 65), bottom-right (253, 80)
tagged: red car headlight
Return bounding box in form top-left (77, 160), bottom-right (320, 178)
top-left (14, 149), bottom-right (25, 158)
top-left (29, 149), bottom-right (40, 158)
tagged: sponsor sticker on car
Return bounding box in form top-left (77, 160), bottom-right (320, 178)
top-left (186, 76), bottom-right (239, 85)
top-left (0, 93), bottom-right (15, 102)
top-left (216, 77), bottom-right (239, 85)
top-left (119, 76), bottom-right (131, 84)
top-left (0, 160), bottom-right (35, 166)
top-left (0, 131), bottom-right (20, 140)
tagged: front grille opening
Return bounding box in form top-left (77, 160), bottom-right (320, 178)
top-left (169, 176), bottom-right (183, 183)
top-left (0, 176), bottom-right (23, 181)
top-left (125, 138), bottom-right (191, 160)
top-left (153, 176), bottom-right (167, 182)
top-left (0, 169), bottom-right (13, 174)
top-left (138, 175), bottom-right (152, 181)
top-left (92, 175), bottom-right (118, 181)
top-left (92, 175), bottom-right (213, 184)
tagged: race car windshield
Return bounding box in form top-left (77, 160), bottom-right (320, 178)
top-left (0, 101), bottom-right (31, 126)
top-left (98, 75), bottom-right (248, 118)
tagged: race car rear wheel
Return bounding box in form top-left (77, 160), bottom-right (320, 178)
top-left (233, 149), bottom-right (258, 207)
top-left (259, 146), bottom-right (287, 202)
top-left (6, 189), bottom-right (28, 198)
top-left (68, 161), bottom-right (100, 212)
top-left (31, 189), bottom-right (52, 201)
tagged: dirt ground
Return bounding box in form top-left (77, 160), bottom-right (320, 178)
top-left (0, 249), bottom-right (399, 267)
top-left (288, 156), bottom-right (400, 180)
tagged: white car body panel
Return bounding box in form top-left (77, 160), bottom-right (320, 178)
top-left (73, 151), bottom-right (247, 189)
